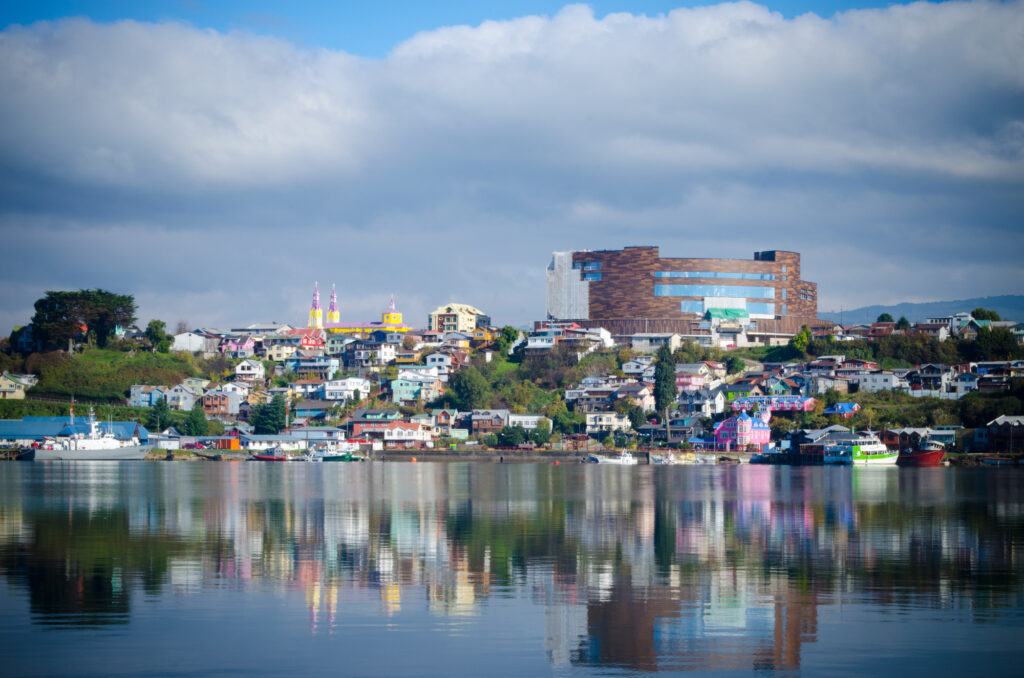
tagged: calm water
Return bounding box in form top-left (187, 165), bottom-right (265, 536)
top-left (1, 462), bottom-right (1022, 677)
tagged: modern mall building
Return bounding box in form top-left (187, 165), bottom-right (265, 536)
top-left (546, 246), bottom-right (817, 339)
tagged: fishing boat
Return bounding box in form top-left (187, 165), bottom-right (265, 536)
top-left (824, 433), bottom-right (897, 466)
top-left (896, 440), bottom-right (946, 467)
top-left (587, 450), bottom-right (637, 465)
top-left (309, 440), bottom-right (367, 462)
top-left (250, 446), bottom-right (296, 462)
top-left (33, 407), bottom-right (151, 461)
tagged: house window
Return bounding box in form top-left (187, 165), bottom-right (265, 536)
top-left (781, 289), bottom-right (787, 300)
top-left (582, 261), bottom-right (602, 271)
top-left (583, 273), bottom-right (602, 281)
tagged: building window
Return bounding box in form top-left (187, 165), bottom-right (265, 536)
top-left (654, 284), bottom-right (775, 299)
top-left (781, 289), bottom-right (787, 300)
top-left (583, 272), bottom-right (602, 281)
top-left (582, 261), bottom-right (602, 271)
top-left (572, 262), bottom-right (582, 269)
top-left (655, 271), bottom-right (774, 281)
top-left (679, 301), bottom-right (703, 314)
top-left (747, 302), bottom-right (776, 316)
top-left (781, 275), bottom-right (787, 281)
top-left (781, 304), bottom-right (787, 316)
top-left (782, 266), bottom-right (787, 273)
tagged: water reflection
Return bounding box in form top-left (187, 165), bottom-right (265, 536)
top-left (1, 463), bottom-right (1022, 673)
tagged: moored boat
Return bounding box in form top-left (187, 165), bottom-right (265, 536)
top-left (587, 450), bottom-right (637, 465)
top-left (824, 433), bottom-right (897, 466)
top-left (308, 440), bottom-right (367, 462)
top-left (897, 440), bottom-right (946, 467)
top-left (32, 407), bottom-right (151, 461)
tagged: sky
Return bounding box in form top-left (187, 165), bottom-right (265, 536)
top-left (1, 1), bottom-right (1022, 334)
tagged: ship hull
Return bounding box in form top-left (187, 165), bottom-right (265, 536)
top-left (33, 445), bottom-right (152, 461)
top-left (896, 448), bottom-right (946, 467)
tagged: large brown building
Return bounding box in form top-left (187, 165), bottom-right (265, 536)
top-left (546, 247), bottom-right (817, 337)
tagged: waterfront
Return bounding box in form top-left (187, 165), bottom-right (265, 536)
top-left (1, 463), bottom-right (1023, 677)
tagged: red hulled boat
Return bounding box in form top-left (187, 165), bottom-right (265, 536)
top-left (896, 440), bottom-right (946, 467)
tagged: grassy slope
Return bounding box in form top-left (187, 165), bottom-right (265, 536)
top-left (29, 349), bottom-right (203, 401)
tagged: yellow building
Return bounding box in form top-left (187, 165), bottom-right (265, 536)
top-left (428, 303), bottom-right (489, 334)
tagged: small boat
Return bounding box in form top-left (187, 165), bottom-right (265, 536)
top-left (694, 453), bottom-right (718, 465)
top-left (250, 446), bottom-right (296, 462)
top-left (308, 441), bottom-right (367, 462)
top-left (897, 440), bottom-right (946, 467)
top-left (587, 450), bottom-right (637, 465)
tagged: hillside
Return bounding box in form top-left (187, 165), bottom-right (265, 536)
top-left (819, 295), bottom-right (1024, 325)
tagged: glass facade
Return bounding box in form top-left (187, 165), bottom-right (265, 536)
top-left (654, 284), bottom-right (775, 299)
top-left (679, 301), bottom-right (703, 313)
top-left (747, 302), bottom-right (776, 316)
top-left (655, 271), bottom-right (774, 280)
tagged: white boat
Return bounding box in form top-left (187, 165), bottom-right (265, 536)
top-left (308, 440), bottom-right (367, 462)
top-left (33, 408), bottom-right (151, 461)
top-left (588, 450), bottom-right (637, 465)
top-left (824, 433), bottom-right (897, 466)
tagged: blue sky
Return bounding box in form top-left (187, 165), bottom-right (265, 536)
top-left (3, 1), bottom-right (924, 57)
top-left (0, 1), bottom-right (1021, 333)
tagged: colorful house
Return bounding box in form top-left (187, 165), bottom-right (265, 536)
top-left (714, 410), bottom-right (771, 451)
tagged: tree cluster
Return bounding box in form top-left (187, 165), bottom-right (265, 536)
top-left (30, 289), bottom-right (137, 350)
top-left (250, 395), bottom-right (287, 434)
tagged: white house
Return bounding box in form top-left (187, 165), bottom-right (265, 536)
top-left (850, 371), bottom-right (909, 393)
top-left (166, 384), bottom-right (198, 411)
top-left (586, 412), bottom-right (632, 434)
top-left (221, 381), bottom-right (251, 397)
top-left (324, 377), bottom-right (372, 402)
top-left (172, 332), bottom-right (214, 354)
top-left (234, 359), bottom-right (265, 382)
top-left (508, 414), bottom-right (552, 431)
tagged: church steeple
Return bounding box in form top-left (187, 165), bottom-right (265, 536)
top-left (308, 282), bottom-right (323, 329)
top-left (326, 284), bottom-right (340, 325)
top-left (382, 295), bottom-right (403, 325)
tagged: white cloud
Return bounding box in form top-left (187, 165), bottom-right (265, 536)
top-left (1, 2), bottom-right (1022, 333)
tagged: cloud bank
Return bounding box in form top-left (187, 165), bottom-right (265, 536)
top-left (1, 1), bottom-right (1022, 333)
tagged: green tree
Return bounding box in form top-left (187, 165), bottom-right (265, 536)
top-left (184, 405), bottom-right (208, 436)
top-left (497, 425), bottom-right (528, 447)
top-left (146, 397), bottom-right (171, 432)
top-left (145, 319), bottom-right (167, 347)
top-left (531, 420), bottom-right (552, 446)
top-left (896, 316), bottom-right (911, 330)
top-left (971, 307), bottom-right (1001, 321)
top-left (496, 326), bottom-right (519, 352)
top-left (876, 313), bottom-right (894, 323)
top-left (449, 367), bottom-right (491, 410)
top-left (789, 324), bottom-right (811, 355)
top-left (653, 344), bottom-right (676, 413)
top-left (726, 356), bottom-right (745, 375)
top-left (31, 289), bottom-right (137, 350)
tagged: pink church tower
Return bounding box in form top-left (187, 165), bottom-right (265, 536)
top-left (326, 285), bottom-right (340, 325)
top-left (308, 282), bottom-right (323, 329)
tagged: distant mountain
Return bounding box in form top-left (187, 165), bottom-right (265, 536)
top-left (818, 295), bottom-right (1024, 325)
